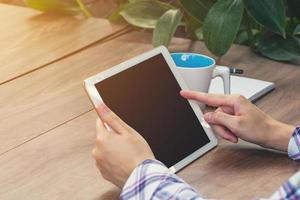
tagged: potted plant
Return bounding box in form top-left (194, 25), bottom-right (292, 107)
top-left (25, 0), bottom-right (300, 64)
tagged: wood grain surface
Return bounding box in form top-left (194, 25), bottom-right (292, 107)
top-left (0, 29), bottom-right (300, 199)
top-left (0, 30), bottom-right (155, 155)
top-left (0, 3), bottom-right (127, 85)
top-left (0, 111), bottom-right (121, 200)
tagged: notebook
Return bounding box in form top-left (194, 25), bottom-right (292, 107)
top-left (209, 76), bottom-right (275, 101)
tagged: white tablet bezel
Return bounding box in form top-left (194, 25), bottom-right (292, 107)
top-left (84, 46), bottom-right (218, 173)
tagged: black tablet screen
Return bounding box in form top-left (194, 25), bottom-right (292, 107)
top-left (95, 54), bottom-right (210, 167)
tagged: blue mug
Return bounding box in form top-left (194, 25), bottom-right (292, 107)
top-left (171, 53), bottom-right (231, 94)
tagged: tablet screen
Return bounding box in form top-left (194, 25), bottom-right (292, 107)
top-left (95, 54), bottom-right (210, 167)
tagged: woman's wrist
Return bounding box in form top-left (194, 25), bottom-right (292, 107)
top-left (264, 119), bottom-right (295, 152)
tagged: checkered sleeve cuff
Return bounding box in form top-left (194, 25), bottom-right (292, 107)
top-left (288, 126), bottom-right (300, 160)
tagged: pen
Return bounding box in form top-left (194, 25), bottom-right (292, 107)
top-left (229, 67), bottom-right (244, 74)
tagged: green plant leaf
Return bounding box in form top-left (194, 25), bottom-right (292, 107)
top-left (75, 0), bottom-right (91, 17)
top-left (234, 30), bottom-right (249, 44)
top-left (109, 3), bottom-right (128, 21)
top-left (243, 0), bottom-right (286, 37)
top-left (25, 0), bottom-right (79, 14)
top-left (119, 1), bottom-right (173, 29)
top-left (152, 9), bottom-right (183, 47)
top-left (203, 0), bottom-right (244, 57)
top-left (294, 24), bottom-right (300, 36)
top-left (195, 28), bottom-right (204, 40)
top-left (255, 34), bottom-right (300, 63)
top-left (178, 0), bottom-right (216, 23)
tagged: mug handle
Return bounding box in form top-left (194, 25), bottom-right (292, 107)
top-left (212, 65), bottom-right (231, 94)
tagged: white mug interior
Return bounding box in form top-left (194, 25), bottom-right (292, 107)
top-left (171, 53), bottom-right (217, 93)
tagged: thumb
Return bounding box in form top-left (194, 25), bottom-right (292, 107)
top-left (204, 111), bottom-right (237, 132)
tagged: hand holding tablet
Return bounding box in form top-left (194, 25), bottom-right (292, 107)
top-left (92, 104), bottom-right (155, 188)
top-left (85, 46), bottom-right (217, 173)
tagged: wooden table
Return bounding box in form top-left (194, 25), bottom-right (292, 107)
top-left (0, 4), bottom-right (299, 200)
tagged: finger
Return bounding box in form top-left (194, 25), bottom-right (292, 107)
top-left (219, 106), bottom-right (234, 115)
top-left (211, 124), bottom-right (238, 143)
top-left (96, 162), bottom-right (112, 183)
top-left (96, 103), bottom-right (129, 134)
top-left (180, 90), bottom-right (234, 107)
top-left (92, 147), bottom-right (101, 160)
top-left (204, 111), bottom-right (238, 132)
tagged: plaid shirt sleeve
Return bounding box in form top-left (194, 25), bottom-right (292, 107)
top-left (269, 126), bottom-right (300, 200)
top-left (120, 159), bottom-right (204, 200)
top-left (121, 126), bottom-right (300, 200)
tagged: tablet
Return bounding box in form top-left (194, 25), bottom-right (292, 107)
top-left (84, 46), bottom-right (217, 173)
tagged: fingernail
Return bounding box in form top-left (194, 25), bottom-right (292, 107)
top-left (204, 113), bottom-right (212, 122)
top-left (97, 103), bottom-right (109, 114)
top-left (227, 136), bottom-right (238, 143)
top-left (227, 137), bottom-right (235, 143)
top-left (232, 137), bottom-right (239, 143)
